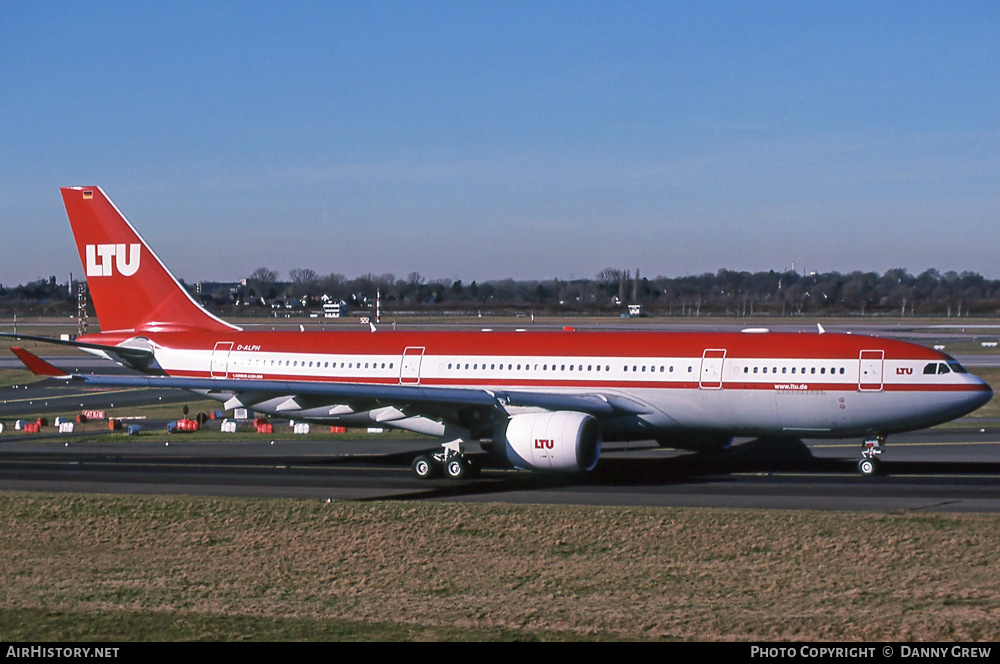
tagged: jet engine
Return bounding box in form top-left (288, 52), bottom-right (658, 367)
top-left (496, 411), bottom-right (601, 472)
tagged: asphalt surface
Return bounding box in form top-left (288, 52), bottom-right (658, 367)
top-left (1, 425), bottom-right (999, 512)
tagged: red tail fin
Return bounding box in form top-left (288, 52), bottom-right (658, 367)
top-left (61, 187), bottom-right (239, 334)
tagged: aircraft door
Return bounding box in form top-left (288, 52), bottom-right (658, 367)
top-left (858, 350), bottom-right (884, 391)
top-left (699, 349), bottom-right (726, 389)
top-left (400, 346), bottom-right (425, 384)
top-left (211, 341), bottom-right (234, 379)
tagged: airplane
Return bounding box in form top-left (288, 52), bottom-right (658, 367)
top-left (4, 186), bottom-right (993, 479)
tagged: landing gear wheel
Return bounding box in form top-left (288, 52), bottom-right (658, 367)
top-left (445, 457), bottom-right (468, 480)
top-left (858, 457), bottom-right (881, 477)
top-left (412, 454), bottom-right (439, 479)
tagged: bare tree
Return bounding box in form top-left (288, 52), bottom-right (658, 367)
top-left (247, 267), bottom-right (278, 299)
top-left (289, 268), bottom-right (319, 285)
top-left (249, 267), bottom-right (278, 283)
top-left (596, 268), bottom-right (622, 285)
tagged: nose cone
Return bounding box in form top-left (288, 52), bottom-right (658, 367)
top-left (967, 376), bottom-right (994, 413)
top-left (921, 374), bottom-right (993, 429)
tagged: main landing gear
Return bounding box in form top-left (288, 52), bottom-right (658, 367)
top-left (411, 441), bottom-right (480, 480)
top-left (857, 435), bottom-right (884, 477)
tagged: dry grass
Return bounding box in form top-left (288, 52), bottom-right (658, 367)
top-left (1, 493), bottom-right (999, 641)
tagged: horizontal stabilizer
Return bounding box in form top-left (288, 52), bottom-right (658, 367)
top-left (10, 347), bottom-right (69, 377)
top-left (0, 332), bottom-right (159, 373)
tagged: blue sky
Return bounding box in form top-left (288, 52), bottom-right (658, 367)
top-left (1, 1), bottom-right (997, 286)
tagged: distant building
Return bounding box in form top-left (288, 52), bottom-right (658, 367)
top-left (323, 301), bottom-right (347, 318)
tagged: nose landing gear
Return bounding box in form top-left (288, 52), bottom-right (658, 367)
top-left (857, 435), bottom-right (884, 476)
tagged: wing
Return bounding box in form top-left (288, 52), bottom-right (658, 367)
top-left (10, 347), bottom-right (649, 434)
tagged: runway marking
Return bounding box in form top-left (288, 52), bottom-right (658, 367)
top-left (0, 458), bottom-right (412, 474)
top-left (734, 470), bottom-right (1000, 479)
top-left (810, 440), bottom-right (1000, 449)
top-left (0, 387), bottom-right (162, 405)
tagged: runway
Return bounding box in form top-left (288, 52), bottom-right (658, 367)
top-left (1, 428), bottom-right (998, 512)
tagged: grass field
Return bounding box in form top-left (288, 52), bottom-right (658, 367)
top-left (1, 493), bottom-right (999, 641)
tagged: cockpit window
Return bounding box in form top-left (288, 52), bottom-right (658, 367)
top-left (925, 361), bottom-right (966, 375)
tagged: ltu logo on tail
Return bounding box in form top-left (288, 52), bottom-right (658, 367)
top-left (86, 244), bottom-right (141, 277)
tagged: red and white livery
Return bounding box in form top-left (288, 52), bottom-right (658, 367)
top-left (9, 187), bottom-right (993, 478)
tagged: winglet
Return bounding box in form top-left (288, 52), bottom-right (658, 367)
top-left (10, 347), bottom-right (69, 377)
